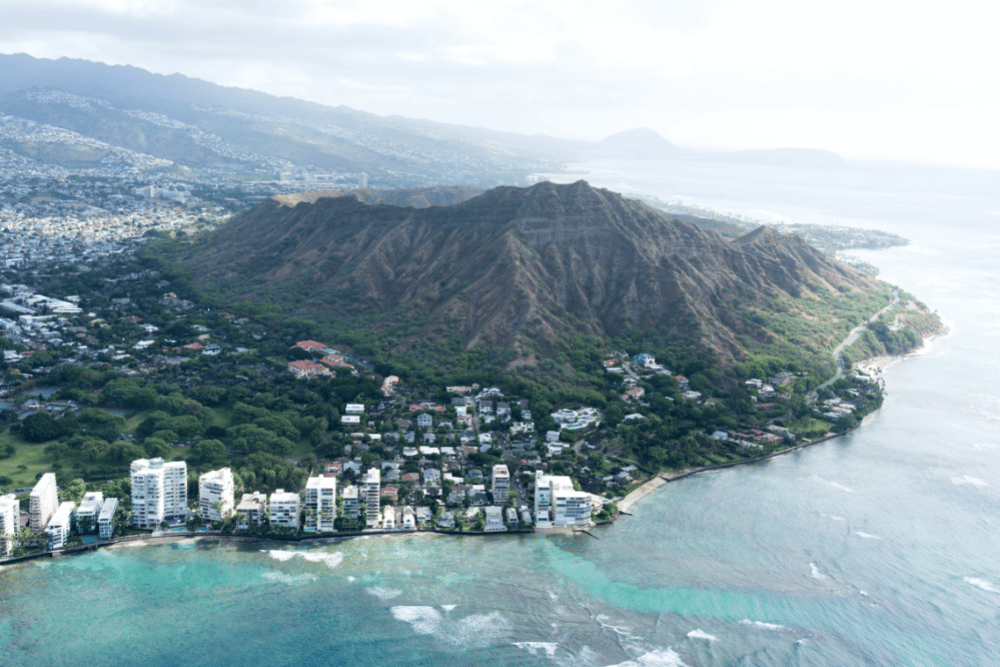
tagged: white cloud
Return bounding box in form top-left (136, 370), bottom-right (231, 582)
top-left (2, 0), bottom-right (999, 166)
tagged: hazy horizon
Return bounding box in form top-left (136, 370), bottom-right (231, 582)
top-left (4, 0), bottom-right (999, 170)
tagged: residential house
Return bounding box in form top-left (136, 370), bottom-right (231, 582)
top-left (235, 492), bottom-right (268, 529)
top-left (484, 506), bottom-right (506, 532)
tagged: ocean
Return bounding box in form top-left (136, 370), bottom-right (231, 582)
top-left (2, 159), bottom-right (999, 666)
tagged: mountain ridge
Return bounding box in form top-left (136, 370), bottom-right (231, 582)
top-left (170, 181), bottom-right (881, 378)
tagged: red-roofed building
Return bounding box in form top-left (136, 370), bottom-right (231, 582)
top-left (380, 486), bottom-right (399, 502)
top-left (623, 387), bottom-right (645, 401)
top-left (183, 342), bottom-right (204, 350)
top-left (401, 472), bottom-right (420, 483)
top-left (320, 354), bottom-right (353, 369)
top-left (288, 360), bottom-right (332, 379)
top-left (291, 340), bottom-right (333, 353)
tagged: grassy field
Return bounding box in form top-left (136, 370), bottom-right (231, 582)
top-left (0, 435), bottom-right (52, 489)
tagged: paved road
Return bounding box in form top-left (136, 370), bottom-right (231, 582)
top-left (808, 290), bottom-right (898, 403)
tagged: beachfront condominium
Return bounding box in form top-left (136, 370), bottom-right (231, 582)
top-left (304, 475), bottom-right (337, 533)
top-left (269, 489), bottom-right (300, 529)
top-left (45, 502), bottom-right (75, 550)
top-left (364, 468), bottom-right (381, 528)
top-left (491, 464), bottom-right (510, 503)
top-left (131, 458), bottom-right (188, 529)
top-left (235, 492), bottom-right (267, 530)
top-left (98, 498), bottom-right (119, 539)
top-left (0, 494), bottom-right (19, 555)
top-left (30, 472), bottom-right (58, 532)
top-left (342, 485), bottom-right (359, 519)
top-left (75, 491), bottom-right (104, 533)
top-left (199, 468), bottom-right (235, 523)
top-left (534, 471), bottom-right (592, 528)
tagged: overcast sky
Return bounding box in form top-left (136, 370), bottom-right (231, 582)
top-left (4, 0), bottom-right (999, 168)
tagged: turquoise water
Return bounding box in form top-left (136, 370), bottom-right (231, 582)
top-left (3, 161), bottom-right (1000, 666)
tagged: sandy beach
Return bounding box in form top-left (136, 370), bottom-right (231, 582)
top-left (617, 475), bottom-right (667, 514)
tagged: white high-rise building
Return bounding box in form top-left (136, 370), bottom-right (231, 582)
top-left (0, 493), bottom-right (20, 555)
top-left (269, 489), bottom-right (300, 529)
top-left (45, 502), bottom-right (75, 550)
top-left (98, 498), bottom-right (119, 539)
top-left (131, 458), bottom-right (188, 529)
top-left (534, 472), bottom-right (592, 528)
top-left (491, 464), bottom-right (510, 503)
top-left (30, 472), bottom-right (58, 532)
top-left (304, 475), bottom-right (337, 533)
top-left (363, 468), bottom-right (381, 528)
top-left (76, 491), bottom-right (104, 533)
top-left (199, 468), bottom-right (235, 522)
top-left (342, 485), bottom-right (359, 519)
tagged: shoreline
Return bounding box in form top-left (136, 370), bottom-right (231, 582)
top-left (3, 335), bottom-right (943, 566)
top-left (616, 327), bottom-right (947, 518)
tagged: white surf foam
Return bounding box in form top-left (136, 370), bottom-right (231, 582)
top-left (740, 620), bottom-right (787, 631)
top-left (686, 629), bottom-right (718, 642)
top-left (347, 576), bottom-right (356, 582)
top-left (964, 577), bottom-right (1000, 593)
top-left (261, 571), bottom-right (315, 585)
top-left (441, 604), bottom-right (457, 612)
top-left (514, 642), bottom-right (559, 657)
top-left (266, 549), bottom-right (344, 568)
top-left (390, 606), bottom-right (510, 648)
top-left (391, 606), bottom-right (441, 636)
top-left (366, 586), bottom-right (402, 601)
top-left (827, 481), bottom-right (856, 493)
top-left (952, 475), bottom-right (988, 487)
top-left (605, 648), bottom-right (690, 666)
top-left (830, 516), bottom-right (847, 522)
top-left (809, 562), bottom-right (829, 581)
top-left (853, 532), bottom-right (882, 540)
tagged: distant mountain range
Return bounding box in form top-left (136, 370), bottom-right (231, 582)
top-left (171, 181), bottom-right (878, 375)
top-left (0, 53), bottom-right (849, 186)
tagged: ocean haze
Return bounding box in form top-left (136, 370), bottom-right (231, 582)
top-left (4, 159), bottom-right (999, 666)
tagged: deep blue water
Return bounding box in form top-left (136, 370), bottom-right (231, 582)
top-left (3, 160), bottom-right (999, 666)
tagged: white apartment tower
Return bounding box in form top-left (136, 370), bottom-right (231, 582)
top-left (269, 489), bottom-right (300, 529)
top-left (30, 472), bottom-right (58, 532)
top-left (363, 468), bottom-right (381, 528)
top-left (131, 458), bottom-right (188, 529)
top-left (491, 464), bottom-right (510, 503)
top-left (534, 471), bottom-right (592, 528)
top-left (305, 475), bottom-right (337, 533)
top-left (98, 498), bottom-right (119, 539)
top-left (342, 485), bottom-right (359, 519)
top-left (75, 491), bottom-right (104, 533)
top-left (0, 494), bottom-right (20, 555)
top-left (45, 502), bottom-right (75, 550)
top-left (199, 468), bottom-right (235, 522)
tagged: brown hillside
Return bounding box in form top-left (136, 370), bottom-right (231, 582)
top-left (184, 181), bottom-right (878, 362)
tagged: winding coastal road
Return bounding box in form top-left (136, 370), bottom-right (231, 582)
top-left (807, 289), bottom-right (898, 403)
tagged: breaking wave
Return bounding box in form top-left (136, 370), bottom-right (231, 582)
top-left (740, 620), bottom-right (787, 631)
top-left (514, 642), bottom-right (559, 657)
top-left (390, 606), bottom-right (511, 648)
top-left (964, 577), bottom-right (999, 593)
top-left (264, 549), bottom-right (344, 568)
top-left (366, 586), bottom-right (402, 600)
